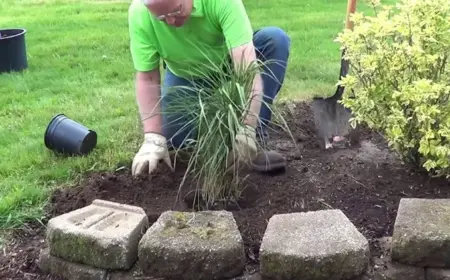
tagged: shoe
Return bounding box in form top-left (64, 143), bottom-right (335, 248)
top-left (250, 150), bottom-right (286, 173)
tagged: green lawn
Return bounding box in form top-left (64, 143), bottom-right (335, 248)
top-left (0, 0), bottom-right (392, 230)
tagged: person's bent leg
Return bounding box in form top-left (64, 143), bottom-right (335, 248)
top-left (250, 26), bottom-right (291, 173)
top-left (161, 69), bottom-right (197, 150)
top-left (253, 26), bottom-right (291, 138)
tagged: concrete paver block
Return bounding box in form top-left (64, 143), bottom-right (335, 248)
top-left (427, 268), bottom-right (450, 280)
top-left (260, 210), bottom-right (370, 280)
top-left (38, 247), bottom-right (107, 280)
top-left (46, 199), bottom-right (149, 270)
top-left (138, 210), bottom-right (246, 280)
top-left (392, 198), bottom-right (450, 267)
top-left (108, 263), bottom-right (164, 280)
top-left (374, 262), bottom-right (425, 280)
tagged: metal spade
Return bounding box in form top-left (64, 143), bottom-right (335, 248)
top-left (312, 0), bottom-right (359, 149)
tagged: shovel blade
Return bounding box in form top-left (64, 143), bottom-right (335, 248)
top-left (335, 100), bottom-right (360, 145)
top-left (312, 93), bottom-right (360, 149)
top-left (312, 49), bottom-right (360, 149)
top-left (312, 98), bottom-right (338, 148)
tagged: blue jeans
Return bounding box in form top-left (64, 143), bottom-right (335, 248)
top-left (161, 26), bottom-right (291, 149)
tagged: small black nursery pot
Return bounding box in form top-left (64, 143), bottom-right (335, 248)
top-left (45, 114), bottom-right (97, 156)
top-left (0, 28), bottom-right (28, 74)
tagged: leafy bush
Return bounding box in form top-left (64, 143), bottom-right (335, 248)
top-left (163, 57), bottom-right (291, 208)
top-left (335, 0), bottom-right (450, 177)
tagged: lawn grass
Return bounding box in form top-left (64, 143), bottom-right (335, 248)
top-left (0, 0), bottom-right (394, 230)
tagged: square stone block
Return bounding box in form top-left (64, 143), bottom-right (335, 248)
top-left (138, 210), bottom-right (246, 280)
top-left (46, 199), bottom-right (149, 270)
top-left (374, 261), bottom-right (425, 280)
top-left (392, 198), bottom-right (450, 267)
top-left (38, 248), bottom-right (108, 280)
top-left (260, 210), bottom-right (370, 280)
top-left (427, 268), bottom-right (450, 280)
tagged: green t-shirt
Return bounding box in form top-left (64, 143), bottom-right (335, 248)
top-left (128, 0), bottom-right (254, 78)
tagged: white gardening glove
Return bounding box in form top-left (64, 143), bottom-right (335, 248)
top-left (132, 133), bottom-right (173, 176)
top-left (228, 124), bottom-right (258, 168)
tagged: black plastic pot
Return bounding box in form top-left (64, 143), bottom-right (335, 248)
top-left (44, 114), bottom-right (97, 156)
top-left (0, 28), bottom-right (28, 74)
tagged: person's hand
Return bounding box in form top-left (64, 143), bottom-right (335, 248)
top-left (132, 133), bottom-right (173, 176)
top-left (228, 124), bottom-right (258, 169)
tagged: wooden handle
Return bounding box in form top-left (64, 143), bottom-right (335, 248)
top-left (345, 0), bottom-right (357, 30)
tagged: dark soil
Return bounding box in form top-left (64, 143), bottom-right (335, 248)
top-left (2, 101), bottom-right (450, 280)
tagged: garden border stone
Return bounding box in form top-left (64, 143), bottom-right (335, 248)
top-left (259, 209), bottom-right (370, 280)
top-left (38, 248), bottom-right (108, 280)
top-left (38, 197), bottom-right (450, 280)
top-left (138, 210), bottom-right (246, 280)
top-left (392, 198), bottom-right (450, 267)
top-left (426, 268), bottom-right (450, 280)
top-left (45, 199), bottom-right (149, 270)
top-left (375, 261), bottom-right (425, 280)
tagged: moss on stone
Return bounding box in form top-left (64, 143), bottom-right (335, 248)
top-left (160, 211), bottom-right (234, 241)
top-left (189, 226), bottom-right (216, 240)
top-left (49, 229), bottom-right (104, 267)
top-left (173, 211), bottom-right (189, 223)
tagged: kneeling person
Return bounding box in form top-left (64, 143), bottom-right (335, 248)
top-left (128, 0), bottom-right (291, 175)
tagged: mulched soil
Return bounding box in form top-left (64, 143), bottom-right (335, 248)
top-left (2, 101), bottom-right (450, 280)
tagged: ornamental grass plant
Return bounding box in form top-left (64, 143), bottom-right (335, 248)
top-left (162, 55), bottom-right (293, 208)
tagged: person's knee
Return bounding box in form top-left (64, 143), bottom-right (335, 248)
top-left (161, 115), bottom-right (196, 150)
top-left (168, 133), bottom-right (188, 150)
top-left (256, 26), bottom-right (291, 53)
top-left (162, 125), bottom-right (191, 149)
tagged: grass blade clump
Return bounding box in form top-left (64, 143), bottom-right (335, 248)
top-left (163, 55), bottom-right (292, 209)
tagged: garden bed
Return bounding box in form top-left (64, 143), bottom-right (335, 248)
top-left (2, 101), bottom-right (450, 280)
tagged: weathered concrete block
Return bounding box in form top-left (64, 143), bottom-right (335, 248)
top-left (46, 199), bottom-right (149, 270)
top-left (259, 210), bottom-right (370, 280)
top-left (231, 273), bottom-right (262, 280)
top-left (38, 247), bottom-right (107, 280)
top-left (392, 198), bottom-right (450, 267)
top-left (108, 263), bottom-right (163, 280)
top-left (427, 268), bottom-right (450, 280)
top-left (138, 210), bottom-right (245, 280)
top-left (373, 262), bottom-right (425, 280)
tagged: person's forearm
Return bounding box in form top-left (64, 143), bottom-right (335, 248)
top-left (135, 71), bottom-right (163, 134)
top-left (245, 72), bottom-right (263, 128)
top-left (231, 42), bottom-right (264, 128)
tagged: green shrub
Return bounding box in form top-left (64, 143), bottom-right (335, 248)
top-left (335, 0), bottom-right (450, 177)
